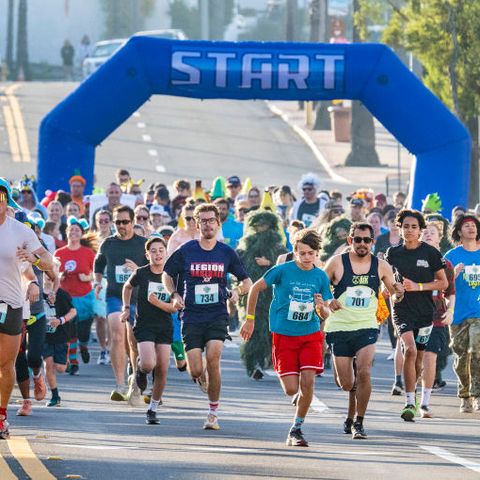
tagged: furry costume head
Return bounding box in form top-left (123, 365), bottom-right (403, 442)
top-left (320, 216), bottom-right (352, 262)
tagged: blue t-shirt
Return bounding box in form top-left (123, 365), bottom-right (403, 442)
top-left (164, 240), bottom-right (249, 324)
top-left (221, 217), bottom-right (244, 250)
top-left (263, 261), bottom-right (333, 336)
top-left (444, 246), bottom-right (480, 324)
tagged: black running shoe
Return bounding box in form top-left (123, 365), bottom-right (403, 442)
top-left (69, 364), bottom-right (79, 376)
top-left (250, 368), bottom-right (264, 381)
top-left (433, 380), bottom-right (446, 391)
top-left (343, 418), bottom-right (353, 434)
top-left (136, 368), bottom-right (148, 393)
top-left (80, 347), bottom-right (90, 364)
top-left (146, 409), bottom-right (160, 425)
top-left (351, 422), bottom-right (367, 439)
top-left (286, 428), bottom-right (308, 447)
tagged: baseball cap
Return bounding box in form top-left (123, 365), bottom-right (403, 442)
top-left (0, 177), bottom-right (21, 210)
top-left (150, 204), bottom-right (169, 216)
top-left (227, 176), bottom-right (241, 187)
top-left (158, 226), bottom-right (175, 237)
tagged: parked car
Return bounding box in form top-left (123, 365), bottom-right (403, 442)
top-left (132, 29), bottom-right (188, 40)
top-left (82, 38), bottom-right (126, 78)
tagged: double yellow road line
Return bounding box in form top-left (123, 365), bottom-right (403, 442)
top-left (1, 84), bottom-right (31, 163)
top-left (0, 437), bottom-right (56, 479)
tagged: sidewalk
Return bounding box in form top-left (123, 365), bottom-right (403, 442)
top-left (267, 100), bottom-right (412, 197)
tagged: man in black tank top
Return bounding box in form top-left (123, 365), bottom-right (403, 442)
top-left (325, 222), bottom-right (403, 439)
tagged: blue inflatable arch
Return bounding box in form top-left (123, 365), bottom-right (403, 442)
top-left (38, 38), bottom-right (470, 215)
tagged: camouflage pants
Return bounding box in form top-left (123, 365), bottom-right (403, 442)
top-left (449, 318), bottom-right (480, 398)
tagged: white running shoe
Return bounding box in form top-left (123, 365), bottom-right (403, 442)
top-left (203, 413), bottom-right (220, 430)
top-left (127, 383), bottom-right (144, 407)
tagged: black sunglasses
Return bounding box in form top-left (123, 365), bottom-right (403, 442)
top-left (184, 216), bottom-right (194, 221)
top-left (353, 236), bottom-right (373, 244)
top-left (302, 187), bottom-right (314, 192)
top-left (115, 219), bottom-right (131, 226)
top-left (136, 215), bottom-right (148, 221)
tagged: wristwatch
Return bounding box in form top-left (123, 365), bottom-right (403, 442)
top-left (122, 305), bottom-right (130, 311)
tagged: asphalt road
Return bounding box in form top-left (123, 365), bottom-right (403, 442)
top-left (0, 81), bottom-right (346, 194)
top-left (1, 332), bottom-right (479, 480)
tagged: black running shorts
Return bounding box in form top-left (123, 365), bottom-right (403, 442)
top-left (182, 318), bottom-right (229, 352)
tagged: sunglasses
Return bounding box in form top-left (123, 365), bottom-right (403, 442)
top-left (302, 187), bottom-right (314, 192)
top-left (21, 189), bottom-right (32, 193)
top-left (135, 215), bottom-right (148, 221)
top-left (184, 216), bottom-right (195, 221)
top-left (331, 208), bottom-right (344, 214)
top-left (238, 208), bottom-right (249, 214)
top-left (98, 219), bottom-right (110, 225)
top-left (352, 236), bottom-right (373, 244)
top-left (115, 219), bottom-right (131, 226)
top-left (0, 192), bottom-right (7, 203)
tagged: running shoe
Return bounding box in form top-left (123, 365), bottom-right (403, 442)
top-left (69, 364), bottom-right (80, 376)
top-left (250, 367), bottom-right (264, 381)
top-left (97, 350), bottom-right (108, 365)
top-left (110, 388), bottom-right (127, 402)
top-left (391, 382), bottom-right (404, 396)
top-left (146, 409), bottom-right (160, 425)
top-left (203, 413), bottom-right (220, 430)
top-left (351, 422), bottom-right (367, 439)
top-left (33, 373), bottom-right (47, 401)
top-left (16, 399), bottom-right (32, 416)
top-left (343, 418), bottom-right (353, 434)
top-left (291, 392), bottom-right (300, 407)
top-left (127, 383), bottom-right (144, 407)
top-left (386, 351), bottom-right (395, 361)
top-left (46, 397), bottom-right (61, 407)
top-left (136, 367), bottom-right (148, 393)
top-left (400, 404), bottom-right (416, 422)
top-left (432, 380), bottom-right (446, 391)
top-left (286, 428), bottom-right (308, 447)
top-left (0, 417), bottom-right (10, 440)
top-left (460, 397), bottom-right (473, 413)
top-left (194, 375), bottom-right (208, 394)
top-left (80, 347), bottom-right (90, 364)
top-left (420, 405), bottom-right (432, 418)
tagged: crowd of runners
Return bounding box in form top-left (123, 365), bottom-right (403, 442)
top-left (0, 170), bottom-right (479, 447)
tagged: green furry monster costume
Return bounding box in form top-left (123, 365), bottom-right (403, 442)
top-left (319, 216), bottom-right (352, 263)
top-left (236, 211), bottom-right (287, 376)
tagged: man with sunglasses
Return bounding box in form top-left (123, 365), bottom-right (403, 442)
top-left (163, 204), bottom-right (252, 431)
top-left (385, 209), bottom-right (447, 422)
top-left (94, 205), bottom-right (148, 403)
top-left (0, 178), bottom-right (54, 439)
top-left (290, 173), bottom-right (329, 228)
top-left (324, 222), bottom-right (403, 439)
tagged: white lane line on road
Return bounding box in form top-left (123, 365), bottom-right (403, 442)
top-left (52, 444), bottom-right (128, 451)
top-left (155, 165), bottom-right (166, 173)
top-left (137, 122), bottom-right (146, 128)
top-left (142, 134), bottom-right (152, 142)
top-left (148, 149), bottom-right (158, 156)
top-left (420, 445), bottom-right (480, 474)
top-left (133, 111), bottom-right (141, 117)
top-left (266, 102), bottom-right (350, 185)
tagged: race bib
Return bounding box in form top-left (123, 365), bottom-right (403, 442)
top-left (301, 213), bottom-right (316, 227)
top-left (416, 325), bottom-right (433, 345)
top-left (345, 286), bottom-right (372, 309)
top-left (0, 303), bottom-right (7, 324)
top-left (115, 265), bottom-right (132, 284)
top-left (287, 300), bottom-right (314, 322)
top-left (464, 265), bottom-right (480, 285)
top-left (148, 282), bottom-right (170, 302)
top-left (44, 301), bottom-right (57, 333)
top-left (194, 284), bottom-right (219, 305)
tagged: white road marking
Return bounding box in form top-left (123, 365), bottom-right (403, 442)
top-left (420, 445), bottom-right (480, 474)
top-left (142, 134), bottom-right (152, 142)
top-left (155, 165), bottom-right (166, 173)
top-left (133, 111), bottom-right (141, 117)
top-left (148, 149), bottom-right (158, 156)
top-left (51, 444), bottom-right (129, 451)
top-left (136, 122), bottom-right (146, 128)
top-left (224, 342), bottom-right (239, 349)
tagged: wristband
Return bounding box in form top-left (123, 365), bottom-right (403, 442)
top-left (32, 257), bottom-right (41, 267)
top-left (29, 280), bottom-right (39, 287)
top-left (122, 305), bottom-right (130, 311)
top-left (60, 316), bottom-right (65, 325)
top-left (418, 283), bottom-right (424, 291)
top-left (246, 314), bottom-right (255, 321)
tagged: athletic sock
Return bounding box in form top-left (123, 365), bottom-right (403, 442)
top-left (421, 388), bottom-right (432, 407)
top-left (406, 391), bottom-right (415, 405)
top-left (68, 340), bottom-right (79, 365)
top-left (291, 416), bottom-right (304, 432)
top-left (149, 398), bottom-right (161, 412)
top-left (51, 388), bottom-right (59, 399)
top-left (355, 415), bottom-right (364, 425)
top-left (395, 375), bottom-right (402, 385)
top-left (209, 402), bottom-right (219, 416)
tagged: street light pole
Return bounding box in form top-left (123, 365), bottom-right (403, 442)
top-left (200, 0), bottom-right (209, 40)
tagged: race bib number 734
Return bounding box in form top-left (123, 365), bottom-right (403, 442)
top-left (194, 284), bottom-right (219, 304)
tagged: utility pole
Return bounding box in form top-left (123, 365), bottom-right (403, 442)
top-left (16, 0), bottom-right (28, 80)
top-left (200, 0), bottom-right (209, 40)
top-left (286, 0), bottom-right (297, 41)
top-left (6, 0), bottom-right (15, 79)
